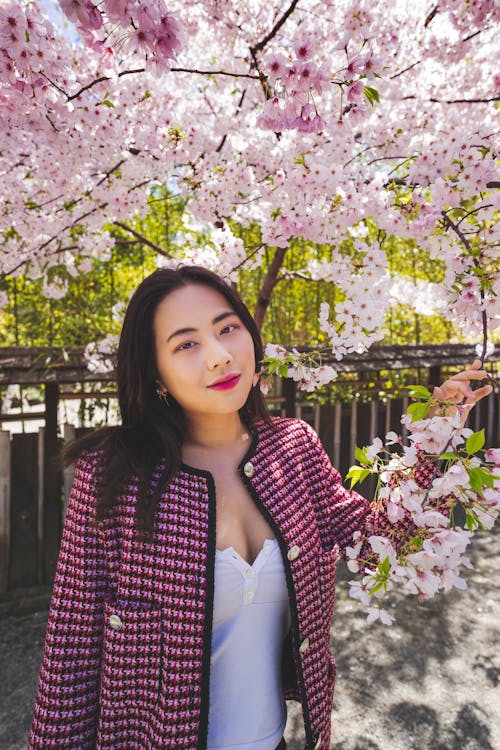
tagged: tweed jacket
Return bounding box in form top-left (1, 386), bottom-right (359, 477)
top-left (28, 417), bottom-right (432, 750)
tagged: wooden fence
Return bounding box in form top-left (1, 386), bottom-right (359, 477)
top-left (0, 344), bottom-right (498, 595)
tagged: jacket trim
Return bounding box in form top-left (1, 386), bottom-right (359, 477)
top-left (238, 472), bottom-right (314, 749)
top-left (197, 471), bottom-right (216, 750)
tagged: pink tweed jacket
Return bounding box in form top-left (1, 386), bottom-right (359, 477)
top-left (28, 417), bottom-right (433, 750)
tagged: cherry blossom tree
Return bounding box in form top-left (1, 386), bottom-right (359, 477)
top-left (1, 0), bottom-right (499, 620)
top-left (1, 0), bottom-right (498, 371)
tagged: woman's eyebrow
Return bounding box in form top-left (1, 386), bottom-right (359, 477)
top-left (166, 310), bottom-right (236, 342)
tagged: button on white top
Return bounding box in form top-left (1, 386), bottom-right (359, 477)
top-left (209, 538), bottom-right (291, 749)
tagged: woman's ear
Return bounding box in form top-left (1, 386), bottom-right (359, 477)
top-left (252, 373), bottom-right (260, 388)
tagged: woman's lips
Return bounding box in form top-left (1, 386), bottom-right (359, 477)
top-left (208, 375), bottom-right (241, 391)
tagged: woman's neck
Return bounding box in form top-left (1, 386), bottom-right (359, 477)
top-left (183, 413), bottom-right (250, 451)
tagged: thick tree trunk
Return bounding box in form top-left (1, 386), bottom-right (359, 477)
top-left (253, 246), bottom-right (286, 331)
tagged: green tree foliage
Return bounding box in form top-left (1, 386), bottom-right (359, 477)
top-left (0, 191), bottom-right (481, 348)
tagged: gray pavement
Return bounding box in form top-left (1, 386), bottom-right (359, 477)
top-left (1, 528), bottom-right (499, 749)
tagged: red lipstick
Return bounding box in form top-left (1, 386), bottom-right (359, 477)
top-left (208, 374), bottom-right (241, 391)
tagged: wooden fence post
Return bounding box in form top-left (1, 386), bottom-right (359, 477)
top-left (282, 377), bottom-right (296, 417)
top-left (333, 403), bottom-right (341, 469)
top-left (0, 431), bottom-right (11, 594)
top-left (37, 426), bottom-right (44, 585)
top-left (63, 423), bottom-right (76, 519)
top-left (43, 382), bottom-right (61, 583)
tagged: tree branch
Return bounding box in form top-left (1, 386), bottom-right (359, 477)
top-left (58, 66), bottom-right (258, 102)
top-left (254, 247), bottom-right (287, 330)
top-left (250, 0), bottom-right (300, 54)
top-left (170, 66), bottom-right (259, 80)
top-left (441, 211), bottom-right (488, 363)
top-left (402, 95), bottom-right (500, 104)
top-left (112, 222), bottom-right (172, 258)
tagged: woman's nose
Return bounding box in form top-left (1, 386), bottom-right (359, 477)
top-left (206, 338), bottom-right (233, 369)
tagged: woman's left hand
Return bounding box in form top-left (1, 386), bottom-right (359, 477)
top-left (432, 359), bottom-right (493, 426)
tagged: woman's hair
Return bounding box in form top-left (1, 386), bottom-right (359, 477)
top-left (64, 265), bottom-right (273, 541)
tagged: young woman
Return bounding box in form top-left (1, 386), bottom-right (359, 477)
top-left (28, 266), bottom-right (492, 750)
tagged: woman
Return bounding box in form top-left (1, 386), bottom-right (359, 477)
top-left (28, 266), bottom-right (492, 750)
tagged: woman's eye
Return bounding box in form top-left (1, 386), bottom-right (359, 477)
top-left (221, 324), bottom-right (237, 334)
top-left (176, 341), bottom-right (196, 351)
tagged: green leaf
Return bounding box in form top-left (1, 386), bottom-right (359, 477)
top-left (466, 429), bottom-right (485, 455)
top-left (345, 466), bottom-right (371, 488)
top-left (439, 452), bottom-right (457, 460)
top-left (379, 556), bottom-right (391, 575)
top-left (467, 467), bottom-right (484, 494)
top-left (406, 401), bottom-right (430, 422)
top-left (369, 579), bottom-right (386, 594)
top-left (406, 385), bottom-right (432, 399)
top-left (277, 364), bottom-right (288, 377)
top-left (465, 511), bottom-right (478, 532)
top-left (472, 467), bottom-right (500, 489)
top-left (363, 85), bottom-right (380, 107)
top-left (354, 445), bottom-right (370, 465)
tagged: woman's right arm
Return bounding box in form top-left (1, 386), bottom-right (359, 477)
top-left (28, 453), bottom-right (107, 749)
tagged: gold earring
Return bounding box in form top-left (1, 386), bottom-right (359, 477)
top-left (156, 387), bottom-right (170, 406)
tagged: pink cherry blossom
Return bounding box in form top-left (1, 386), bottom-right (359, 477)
top-left (59, 0), bottom-right (103, 31)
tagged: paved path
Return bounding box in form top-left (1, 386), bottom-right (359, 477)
top-left (1, 529), bottom-right (499, 749)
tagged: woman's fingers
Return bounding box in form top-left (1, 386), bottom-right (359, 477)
top-left (464, 384), bottom-right (493, 403)
top-left (448, 360), bottom-right (488, 383)
top-left (431, 361), bottom-right (493, 423)
top-left (433, 381), bottom-right (473, 403)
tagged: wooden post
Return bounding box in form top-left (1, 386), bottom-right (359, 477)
top-left (333, 403), bottom-right (341, 469)
top-left (43, 382), bottom-right (61, 583)
top-left (385, 399), bottom-right (391, 437)
top-left (313, 403), bottom-right (320, 434)
top-left (63, 423), bottom-right (76, 519)
top-left (370, 400), bottom-right (378, 442)
top-left (282, 377), bottom-right (296, 418)
top-left (38, 426), bottom-right (44, 585)
top-left (401, 395), bottom-right (409, 443)
top-left (350, 400), bottom-right (358, 463)
top-left (428, 365), bottom-right (441, 388)
top-left (0, 431), bottom-right (11, 594)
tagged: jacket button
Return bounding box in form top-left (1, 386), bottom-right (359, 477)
top-left (287, 545), bottom-right (301, 561)
top-left (299, 636), bottom-right (310, 655)
top-left (108, 614), bottom-right (123, 631)
top-left (313, 733), bottom-right (321, 749)
top-left (243, 461), bottom-right (255, 477)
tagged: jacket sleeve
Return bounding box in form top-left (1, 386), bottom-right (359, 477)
top-left (298, 420), bottom-right (435, 557)
top-left (28, 453), bottom-right (107, 749)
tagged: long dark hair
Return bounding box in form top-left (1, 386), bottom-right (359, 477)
top-left (64, 266), bottom-right (273, 541)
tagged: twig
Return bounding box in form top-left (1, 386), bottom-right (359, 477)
top-left (112, 222), bottom-right (172, 258)
top-left (250, 0), bottom-right (300, 55)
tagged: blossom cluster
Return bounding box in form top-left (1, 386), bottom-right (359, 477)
top-left (263, 343), bottom-right (337, 392)
top-left (345, 394), bottom-right (500, 625)
top-left (59, 0), bottom-right (184, 72)
top-left (257, 32), bottom-right (381, 133)
top-left (1, 0), bottom-right (499, 357)
top-left (84, 332), bottom-right (118, 374)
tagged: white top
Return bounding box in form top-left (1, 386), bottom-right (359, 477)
top-left (207, 537), bottom-right (292, 750)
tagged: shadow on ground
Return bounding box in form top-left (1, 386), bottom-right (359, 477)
top-left (1, 531), bottom-right (499, 749)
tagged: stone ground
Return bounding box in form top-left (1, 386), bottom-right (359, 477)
top-left (1, 528), bottom-right (499, 750)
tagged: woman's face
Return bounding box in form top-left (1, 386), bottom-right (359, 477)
top-left (153, 283), bottom-right (256, 420)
